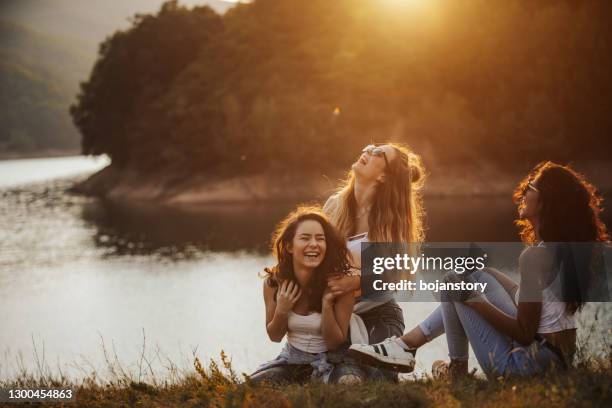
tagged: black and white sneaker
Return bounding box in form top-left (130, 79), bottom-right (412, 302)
top-left (348, 336), bottom-right (417, 373)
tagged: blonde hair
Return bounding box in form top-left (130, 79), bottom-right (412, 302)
top-left (324, 143), bottom-right (426, 244)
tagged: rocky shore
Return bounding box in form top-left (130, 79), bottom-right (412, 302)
top-left (71, 161), bottom-right (612, 205)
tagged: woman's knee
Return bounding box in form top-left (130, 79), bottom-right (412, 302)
top-left (250, 367), bottom-right (285, 385)
top-left (250, 365), bottom-right (308, 385)
top-left (328, 363), bottom-right (367, 384)
top-left (471, 269), bottom-right (493, 283)
top-left (367, 321), bottom-right (403, 343)
top-left (363, 302), bottom-right (405, 343)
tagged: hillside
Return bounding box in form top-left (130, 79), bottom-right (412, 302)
top-left (0, 0), bottom-right (238, 157)
top-left (0, 20), bottom-right (85, 154)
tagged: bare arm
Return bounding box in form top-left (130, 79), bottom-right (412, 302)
top-left (264, 280), bottom-right (301, 342)
top-left (466, 248), bottom-right (545, 345)
top-left (322, 194), bottom-right (338, 217)
top-left (327, 275), bottom-right (361, 296)
top-left (324, 194), bottom-right (362, 296)
top-left (321, 289), bottom-right (354, 350)
top-left (466, 296), bottom-right (542, 346)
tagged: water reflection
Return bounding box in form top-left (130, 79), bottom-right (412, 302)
top-left (80, 200), bottom-right (301, 257)
top-left (1, 170), bottom-right (611, 380)
top-left (77, 196), bottom-right (525, 258)
top-left (4, 175), bottom-right (610, 263)
top-left (425, 195), bottom-right (520, 242)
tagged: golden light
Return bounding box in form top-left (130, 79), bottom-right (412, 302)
top-left (377, 0), bottom-right (442, 31)
top-left (379, 0), bottom-right (440, 16)
top-left (381, 0), bottom-right (429, 11)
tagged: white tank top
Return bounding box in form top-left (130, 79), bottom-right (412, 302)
top-left (515, 284), bottom-right (576, 333)
top-left (541, 271), bottom-right (576, 333)
top-left (515, 243), bottom-right (577, 333)
top-left (286, 311), bottom-right (327, 353)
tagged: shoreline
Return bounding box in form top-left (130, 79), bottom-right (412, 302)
top-left (71, 161), bottom-right (612, 205)
top-left (0, 149), bottom-right (80, 161)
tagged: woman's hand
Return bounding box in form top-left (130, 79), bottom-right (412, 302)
top-left (440, 271), bottom-right (475, 302)
top-left (275, 280), bottom-right (301, 314)
top-left (326, 275), bottom-right (359, 297)
top-left (322, 287), bottom-right (337, 308)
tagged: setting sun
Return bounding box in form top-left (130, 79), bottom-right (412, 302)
top-left (382, 0), bottom-right (431, 11)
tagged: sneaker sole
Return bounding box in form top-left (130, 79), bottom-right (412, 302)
top-left (347, 348), bottom-right (415, 373)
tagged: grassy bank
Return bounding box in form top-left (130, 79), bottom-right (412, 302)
top-left (2, 352), bottom-right (610, 408)
top-left (70, 368), bottom-right (612, 408)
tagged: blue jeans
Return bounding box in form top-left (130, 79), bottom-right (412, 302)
top-left (330, 299), bottom-right (406, 382)
top-left (419, 270), bottom-right (563, 377)
top-left (252, 300), bottom-right (405, 384)
top-left (250, 342), bottom-right (358, 385)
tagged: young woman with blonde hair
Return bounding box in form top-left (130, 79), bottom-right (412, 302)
top-left (322, 142), bottom-right (426, 381)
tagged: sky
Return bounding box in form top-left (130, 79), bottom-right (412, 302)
top-left (1, 0), bottom-right (246, 55)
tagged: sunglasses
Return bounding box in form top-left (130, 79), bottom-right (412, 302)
top-left (525, 181), bottom-right (539, 193)
top-left (362, 145), bottom-right (389, 168)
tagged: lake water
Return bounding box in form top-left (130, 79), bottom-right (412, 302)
top-left (0, 156), bottom-right (610, 382)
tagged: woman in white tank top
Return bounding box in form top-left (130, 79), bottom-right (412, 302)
top-left (348, 162), bottom-right (609, 378)
top-left (250, 206), bottom-right (355, 384)
top-left (433, 159), bottom-right (609, 376)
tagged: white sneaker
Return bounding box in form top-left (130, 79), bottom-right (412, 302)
top-left (347, 336), bottom-right (416, 373)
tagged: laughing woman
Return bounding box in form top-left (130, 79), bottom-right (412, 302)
top-left (323, 143), bottom-right (426, 381)
top-left (250, 207), bottom-right (354, 384)
top-left (349, 162), bottom-right (609, 378)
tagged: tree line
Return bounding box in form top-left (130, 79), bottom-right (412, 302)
top-left (71, 0), bottom-right (612, 177)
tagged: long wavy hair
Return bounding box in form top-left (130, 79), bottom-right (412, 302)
top-left (514, 162), bottom-right (609, 243)
top-left (513, 161), bottom-right (610, 313)
top-left (326, 143), bottom-right (426, 244)
top-left (264, 206), bottom-right (351, 313)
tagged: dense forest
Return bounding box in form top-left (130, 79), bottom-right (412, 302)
top-left (71, 0), bottom-right (612, 177)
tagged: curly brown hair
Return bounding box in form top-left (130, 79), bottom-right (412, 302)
top-left (514, 161), bottom-right (609, 243)
top-left (513, 161), bottom-right (610, 314)
top-left (263, 206), bottom-right (351, 313)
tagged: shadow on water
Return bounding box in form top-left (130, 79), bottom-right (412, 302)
top-left (74, 194), bottom-right (565, 258)
top-left (80, 199), bottom-right (302, 256)
top-left (424, 195), bottom-right (521, 242)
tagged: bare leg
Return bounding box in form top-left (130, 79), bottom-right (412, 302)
top-left (400, 306), bottom-right (445, 349)
top-left (400, 325), bottom-right (428, 348)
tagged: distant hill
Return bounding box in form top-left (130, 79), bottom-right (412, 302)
top-left (0, 0), bottom-right (238, 156)
top-left (1, 0), bottom-right (239, 55)
top-left (0, 20), bottom-right (85, 153)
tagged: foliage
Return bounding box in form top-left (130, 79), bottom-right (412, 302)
top-left (71, 0), bottom-right (612, 176)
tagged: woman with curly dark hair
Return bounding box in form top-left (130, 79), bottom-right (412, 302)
top-left (350, 162), bottom-right (609, 378)
top-left (435, 161), bottom-right (609, 378)
top-left (514, 161), bottom-right (609, 244)
top-left (250, 206), bottom-right (355, 384)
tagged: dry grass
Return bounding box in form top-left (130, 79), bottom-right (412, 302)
top-left (1, 312), bottom-right (610, 407)
top-left (1, 348), bottom-right (609, 407)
